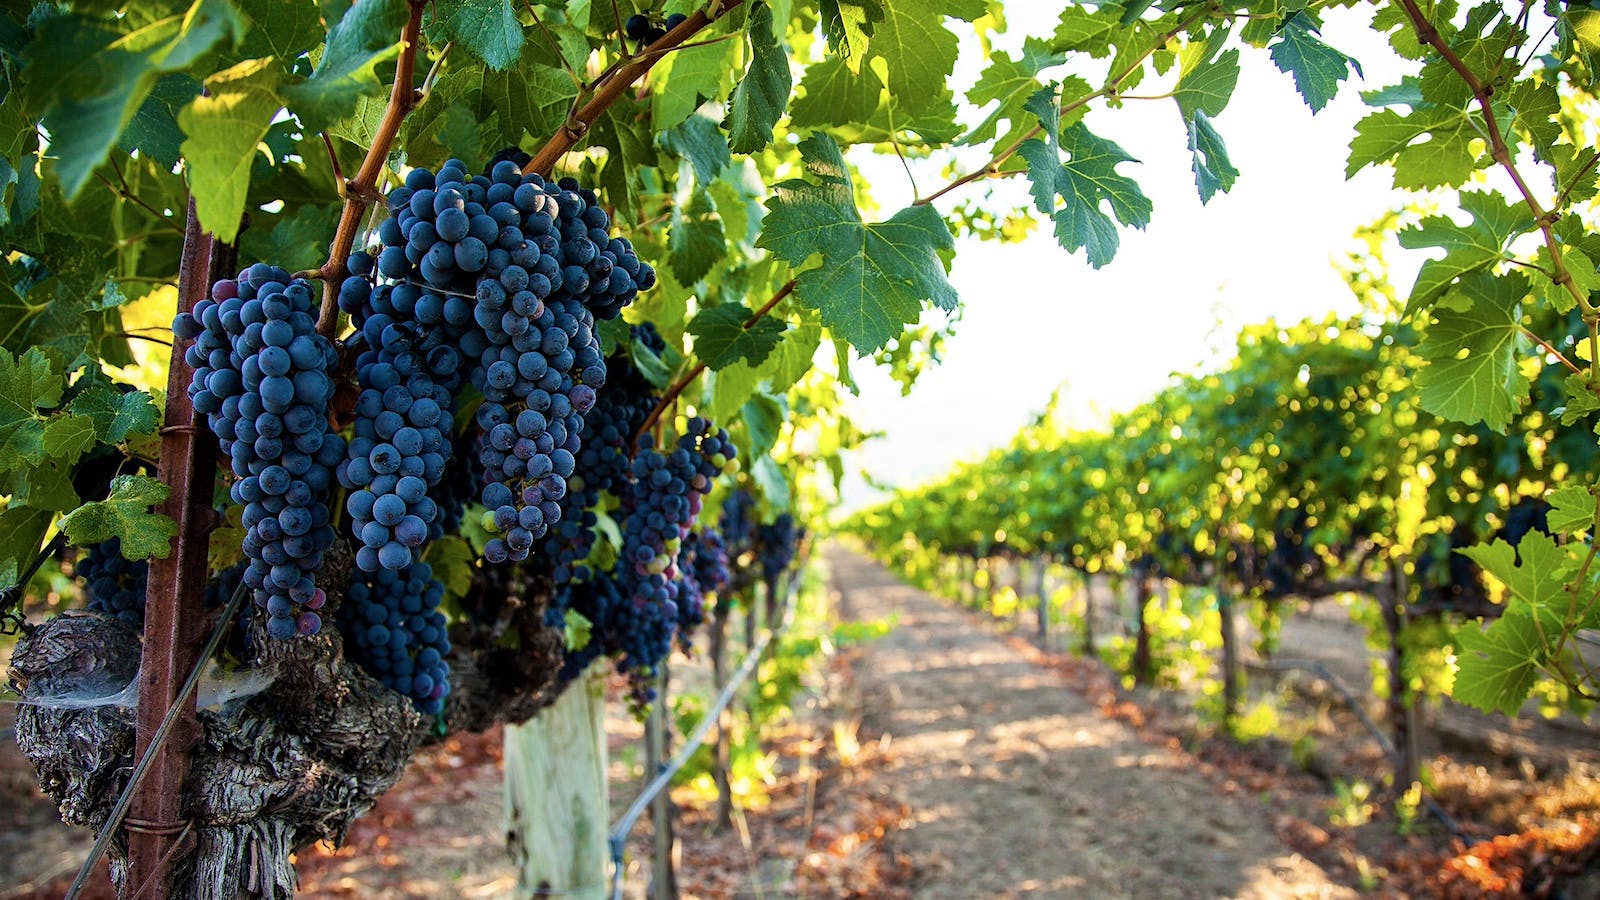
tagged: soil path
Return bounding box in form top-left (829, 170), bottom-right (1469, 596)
top-left (827, 545), bottom-right (1354, 900)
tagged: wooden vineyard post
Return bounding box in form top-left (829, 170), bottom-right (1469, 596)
top-left (647, 665), bottom-right (678, 899)
top-left (504, 669), bottom-right (610, 899)
top-left (709, 597), bottom-right (734, 831)
top-left (1215, 551), bottom-right (1240, 728)
top-left (1033, 556), bottom-right (1050, 647)
top-left (1079, 568), bottom-right (1096, 657)
top-left (1384, 562), bottom-right (1421, 787)
top-left (1132, 570), bottom-right (1154, 686)
top-left (128, 202), bottom-right (225, 898)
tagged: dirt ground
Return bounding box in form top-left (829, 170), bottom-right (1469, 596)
top-left (5, 544), bottom-right (1600, 898)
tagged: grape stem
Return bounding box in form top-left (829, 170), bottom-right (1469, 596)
top-left (522, 1), bottom-right (745, 177)
top-left (313, 0), bottom-right (431, 340)
top-left (632, 278), bottom-right (796, 444)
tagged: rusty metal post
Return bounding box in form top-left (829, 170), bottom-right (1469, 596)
top-left (127, 199), bottom-right (221, 898)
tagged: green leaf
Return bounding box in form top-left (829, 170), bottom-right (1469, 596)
top-left (870, 0), bottom-right (981, 117)
top-left (24, 0), bottom-right (241, 198)
top-left (5, 458), bottom-right (81, 513)
top-left (725, 2), bottom-right (792, 154)
top-left (1050, 2), bottom-right (1123, 57)
top-left (1459, 533), bottom-right (1569, 614)
top-left (1019, 88), bottom-right (1152, 268)
top-left (630, 335), bottom-right (673, 391)
top-left (564, 608), bottom-right (593, 652)
top-left (1268, 11), bottom-right (1359, 113)
top-left (120, 73), bottom-right (202, 169)
top-left (58, 474), bottom-right (176, 560)
top-left (424, 535), bottom-right (476, 600)
top-left (1547, 486), bottom-right (1595, 534)
top-left (1453, 612), bottom-right (1545, 715)
top-left (741, 393), bottom-right (784, 459)
top-left (761, 320), bottom-right (821, 394)
top-left (0, 347), bottom-right (64, 469)
top-left (1399, 191), bottom-right (1527, 310)
top-left (1185, 109), bottom-right (1237, 203)
top-left (751, 454), bottom-right (791, 508)
top-left (1174, 47), bottom-right (1238, 120)
top-left (659, 112), bottom-right (730, 187)
top-left (1415, 272), bottom-right (1530, 432)
top-left (1454, 533), bottom-right (1575, 715)
top-left (179, 58), bottom-right (283, 243)
top-left (668, 191), bottom-right (726, 285)
top-left (238, 0), bottom-right (323, 63)
top-left (0, 504), bottom-right (53, 591)
top-left (651, 37), bottom-right (736, 132)
top-left (1502, 77), bottom-right (1561, 157)
top-left (41, 416), bottom-right (97, 465)
top-left (284, 0), bottom-right (407, 131)
top-left (819, 0), bottom-right (883, 72)
top-left (1536, 244), bottom-right (1599, 315)
top-left (708, 363), bottom-right (761, 424)
top-left (427, 0), bottom-right (524, 70)
top-left (1560, 372), bottom-right (1600, 426)
top-left (964, 38), bottom-right (1066, 146)
top-left (67, 383), bottom-right (159, 444)
top-left (689, 303), bottom-right (786, 371)
top-left (1347, 105), bottom-right (1479, 189)
top-left (756, 134), bottom-right (958, 353)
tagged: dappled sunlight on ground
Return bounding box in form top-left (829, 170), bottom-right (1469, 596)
top-left (828, 544), bottom-right (1356, 900)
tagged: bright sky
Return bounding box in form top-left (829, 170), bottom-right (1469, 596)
top-left (834, 4), bottom-right (1427, 513)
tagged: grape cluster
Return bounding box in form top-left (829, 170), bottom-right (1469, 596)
top-left (79, 539), bottom-right (148, 627)
top-left (757, 513), bottom-right (799, 584)
top-left (720, 490), bottom-right (757, 557)
top-left (624, 11), bottom-right (687, 47)
top-left (682, 529), bottom-right (731, 596)
top-left (343, 562), bottom-right (452, 715)
top-left (609, 418), bottom-right (739, 682)
top-left (175, 264), bottom-right (344, 640)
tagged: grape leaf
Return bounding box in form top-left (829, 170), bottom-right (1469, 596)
top-left (1415, 272), bottom-right (1530, 432)
top-left (1454, 534), bottom-right (1573, 715)
top-left (1546, 485), bottom-right (1595, 534)
top-left (564, 608), bottom-right (593, 652)
top-left (0, 504), bottom-right (53, 591)
top-left (1051, 2), bottom-right (1123, 57)
top-left (751, 454), bottom-right (790, 508)
top-left (659, 113), bottom-right (730, 187)
top-left (41, 416), bottom-right (96, 466)
top-left (1453, 612), bottom-right (1546, 716)
top-left (1347, 105), bottom-right (1478, 188)
top-left (819, 0), bottom-right (883, 72)
top-left (23, 0), bottom-right (241, 198)
top-left (0, 347), bottom-right (64, 469)
top-left (426, 0), bottom-right (524, 70)
top-left (424, 535), bottom-right (476, 600)
top-left (964, 38), bottom-right (1067, 146)
top-left (67, 383), bottom-right (159, 444)
top-left (179, 58), bottom-right (283, 243)
top-left (669, 191), bottom-right (725, 286)
top-left (120, 73), bottom-right (202, 169)
top-left (1174, 47), bottom-right (1239, 120)
top-left (1186, 109), bottom-right (1238, 203)
top-left (871, 0), bottom-right (984, 117)
top-left (709, 363), bottom-right (762, 424)
top-left (689, 303), bottom-right (786, 371)
top-left (1399, 191), bottom-right (1527, 310)
top-left (284, 0), bottom-right (407, 131)
top-left (237, 0), bottom-right (324, 63)
top-left (1559, 372), bottom-right (1600, 426)
top-left (1268, 11), bottom-right (1359, 113)
top-left (58, 474), bottom-right (176, 560)
top-left (756, 134), bottom-right (958, 353)
top-left (1019, 87), bottom-right (1152, 268)
top-left (741, 393), bottom-right (784, 460)
top-left (725, 2), bottom-right (792, 154)
top-left (651, 38), bottom-right (736, 132)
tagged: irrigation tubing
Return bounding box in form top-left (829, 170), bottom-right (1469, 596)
top-left (63, 577), bottom-right (250, 900)
top-left (607, 574), bottom-right (797, 900)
